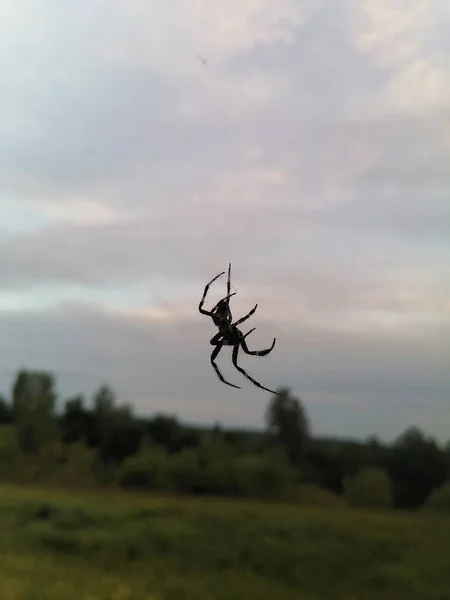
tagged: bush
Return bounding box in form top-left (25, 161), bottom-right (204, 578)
top-left (0, 434), bottom-right (97, 488)
top-left (343, 466), bottom-right (392, 509)
top-left (234, 452), bottom-right (296, 500)
top-left (54, 443), bottom-right (97, 488)
top-left (197, 435), bottom-right (238, 496)
top-left (0, 426), bottom-right (25, 481)
top-left (201, 457), bottom-right (237, 496)
top-left (424, 483), bottom-right (450, 512)
top-left (167, 448), bottom-right (204, 494)
top-left (118, 446), bottom-right (170, 490)
top-left (289, 484), bottom-right (345, 508)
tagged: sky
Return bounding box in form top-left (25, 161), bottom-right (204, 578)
top-left (0, 0), bottom-right (449, 442)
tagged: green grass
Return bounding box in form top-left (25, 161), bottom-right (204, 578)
top-left (0, 484), bottom-right (448, 599)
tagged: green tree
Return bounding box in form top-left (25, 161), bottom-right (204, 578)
top-left (12, 369), bottom-right (58, 453)
top-left (445, 440), bottom-right (450, 456)
top-left (97, 403), bottom-right (145, 465)
top-left (87, 385), bottom-right (145, 464)
top-left (265, 387), bottom-right (310, 465)
top-left (60, 395), bottom-right (89, 443)
top-left (92, 384), bottom-right (116, 415)
top-left (0, 426), bottom-right (24, 481)
top-left (386, 426), bottom-right (448, 508)
top-left (146, 414), bottom-right (186, 453)
top-left (0, 395), bottom-right (13, 424)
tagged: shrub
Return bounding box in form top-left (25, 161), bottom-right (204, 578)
top-left (424, 483), bottom-right (450, 512)
top-left (54, 443), bottom-right (97, 488)
top-left (119, 447), bottom-right (170, 490)
top-left (289, 484), bottom-right (345, 508)
top-left (0, 426), bottom-right (25, 481)
top-left (234, 452), bottom-right (296, 500)
top-left (343, 466), bottom-right (391, 509)
top-left (167, 448), bottom-right (204, 494)
top-left (201, 457), bottom-right (237, 496)
top-left (197, 436), bottom-right (238, 496)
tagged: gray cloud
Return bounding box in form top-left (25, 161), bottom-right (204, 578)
top-left (1, 215), bottom-right (445, 336)
top-left (0, 0), bottom-right (449, 441)
top-left (0, 302), bottom-right (447, 440)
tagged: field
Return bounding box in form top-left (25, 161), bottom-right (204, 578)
top-left (0, 484), bottom-right (448, 599)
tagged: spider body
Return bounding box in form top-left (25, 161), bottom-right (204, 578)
top-left (210, 297), bottom-right (233, 331)
top-left (199, 263), bottom-right (280, 395)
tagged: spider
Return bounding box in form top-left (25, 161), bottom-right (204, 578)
top-left (199, 263), bottom-right (281, 395)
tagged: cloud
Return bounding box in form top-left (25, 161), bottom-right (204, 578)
top-left (0, 301), bottom-right (447, 440)
top-left (352, 0), bottom-right (450, 115)
top-left (353, 0), bottom-right (432, 69)
top-left (0, 0), bottom-right (449, 441)
top-left (1, 212), bottom-right (447, 335)
top-left (386, 59), bottom-right (450, 112)
top-left (35, 200), bottom-right (125, 226)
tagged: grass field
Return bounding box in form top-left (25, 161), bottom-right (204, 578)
top-left (0, 484), bottom-right (448, 599)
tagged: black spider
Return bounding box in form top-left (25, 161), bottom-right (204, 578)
top-left (199, 263), bottom-right (280, 395)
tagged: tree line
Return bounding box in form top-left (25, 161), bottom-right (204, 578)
top-left (0, 368), bottom-right (449, 510)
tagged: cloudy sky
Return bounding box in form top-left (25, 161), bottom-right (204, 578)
top-left (0, 0), bottom-right (449, 442)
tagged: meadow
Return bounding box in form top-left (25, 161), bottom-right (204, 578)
top-left (0, 484), bottom-right (448, 600)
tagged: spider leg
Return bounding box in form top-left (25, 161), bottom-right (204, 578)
top-left (241, 334), bottom-right (276, 357)
top-left (210, 341), bottom-right (241, 389)
top-left (209, 331), bottom-right (223, 345)
top-left (233, 304), bottom-right (258, 327)
top-left (242, 327), bottom-right (256, 339)
top-left (198, 271), bottom-right (225, 316)
top-left (232, 343), bottom-right (281, 395)
top-left (203, 263), bottom-right (235, 325)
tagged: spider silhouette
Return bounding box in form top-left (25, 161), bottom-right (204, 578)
top-left (199, 263), bottom-right (280, 395)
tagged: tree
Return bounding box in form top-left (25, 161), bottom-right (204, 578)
top-left (92, 384), bottom-right (116, 415)
top-left (445, 440), bottom-right (450, 456)
top-left (12, 369), bottom-right (58, 453)
top-left (265, 387), bottom-right (310, 465)
top-left (96, 406), bottom-right (145, 465)
top-left (89, 386), bottom-right (145, 464)
top-left (302, 442), bottom-right (345, 493)
top-left (385, 427), bottom-right (448, 508)
top-left (0, 395), bottom-right (13, 424)
top-left (146, 414), bottom-right (185, 453)
top-left (60, 395), bottom-right (89, 443)
top-left (86, 384), bottom-right (117, 449)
